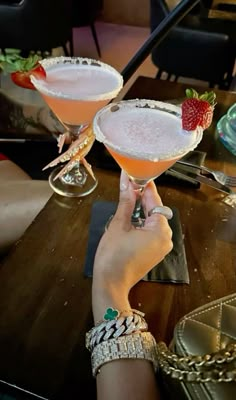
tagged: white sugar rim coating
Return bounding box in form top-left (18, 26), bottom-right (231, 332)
top-left (30, 56), bottom-right (123, 100)
top-left (93, 99), bottom-right (203, 161)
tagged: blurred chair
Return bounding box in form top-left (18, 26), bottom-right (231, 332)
top-left (150, 0), bottom-right (236, 89)
top-left (208, 0), bottom-right (236, 20)
top-left (0, 0), bottom-right (74, 56)
top-left (71, 0), bottom-right (102, 57)
top-left (211, 0), bottom-right (236, 12)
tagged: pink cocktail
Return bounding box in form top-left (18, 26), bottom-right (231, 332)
top-left (93, 99), bottom-right (203, 226)
top-left (31, 57), bottom-right (123, 197)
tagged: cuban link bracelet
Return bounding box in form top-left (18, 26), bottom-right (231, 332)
top-left (86, 308), bottom-right (148, 352)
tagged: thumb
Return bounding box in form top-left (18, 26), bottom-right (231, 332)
top-left (113, 170), bottom-right (136, 226)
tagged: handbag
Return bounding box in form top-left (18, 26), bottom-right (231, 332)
top-left (156, 293), bottom-right (236, 399)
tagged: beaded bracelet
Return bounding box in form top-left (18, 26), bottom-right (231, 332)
top-left (91, 331), bottom-right (158, 377)
top-left (86, 308), bottom-right (148, 352)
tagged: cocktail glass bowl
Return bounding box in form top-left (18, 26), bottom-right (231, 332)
top-left (93, 99), bottom-right (203, 226)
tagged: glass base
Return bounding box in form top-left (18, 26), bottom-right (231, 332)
top-left (49, 164), bottom-right (98, 197)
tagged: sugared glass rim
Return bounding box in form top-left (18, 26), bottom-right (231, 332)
top-left (93, 98), bottom-right (203, 161)
top-left (30, 56), bottom-right (123, 101)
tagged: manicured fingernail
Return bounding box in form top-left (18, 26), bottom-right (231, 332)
top-left (120, 170), bottom-right (129, 191)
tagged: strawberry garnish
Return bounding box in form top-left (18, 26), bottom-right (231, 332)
top-left (0, 54), bottom-right (46, 90)
top-left (182, 88), bottom-right (216, 131)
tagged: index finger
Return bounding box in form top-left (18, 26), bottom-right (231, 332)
top-left (142, 181), bottom-right (163, 217)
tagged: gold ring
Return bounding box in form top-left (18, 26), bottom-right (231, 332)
top-left (148, 206), bottom-right (173, 220)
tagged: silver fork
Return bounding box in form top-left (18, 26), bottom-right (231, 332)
top-left (176, 160), bottom-right (236, 187)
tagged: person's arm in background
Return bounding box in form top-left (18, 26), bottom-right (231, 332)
top-left (0, 158), bottom-right (52, 255)
top-left (91, 170), bottom-right (173, 400)
top-left (0, 89), bottom-right (64, 135)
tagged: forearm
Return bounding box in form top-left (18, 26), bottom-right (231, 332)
top-left (92, 281), bottom-right (160, 400)
top-left (0, 180), bottom-right (52, 254)
top-left (97, 359), bottom-right (160, 400)
top-left (92, 278), bottom-right (130, 324)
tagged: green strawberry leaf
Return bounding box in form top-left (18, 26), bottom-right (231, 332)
top-left (199, 91), bottom-right (216, 106)
top-left (186, 88), bottom-right (199, 99)
top-left (185, 88), bottom-right (216, 106)
top-left (0, 54), bottom-right (40, 73)
top-left (0, 61), bottom-right (20, 73)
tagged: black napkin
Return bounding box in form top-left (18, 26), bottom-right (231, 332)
top-left (84, 201), bottom-right (189, 284)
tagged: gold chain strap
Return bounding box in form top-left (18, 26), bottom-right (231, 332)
top-left (157, 342), bottom-right (236, 383)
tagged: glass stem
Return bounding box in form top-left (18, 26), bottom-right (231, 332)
top-left (59, 124), bottom-right (87, 184)
top-left (131, 184), bottom-right (146, 227)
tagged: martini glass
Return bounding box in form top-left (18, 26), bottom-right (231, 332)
top-left (31, 57), bottom-right (123, 197)
top-left (93, 99), bottom-right (203, 227)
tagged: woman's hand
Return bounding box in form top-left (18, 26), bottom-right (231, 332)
top-left (92, 170), bottom-right (173, 322)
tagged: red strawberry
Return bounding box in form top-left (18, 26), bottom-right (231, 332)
top-left (11, 62), bottom-right (46, 90)
top-left (182, 88), bottom-right (216, 131)
top-left (0, 54), bottom-right (46, 90)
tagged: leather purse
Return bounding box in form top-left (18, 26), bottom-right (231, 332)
top-left (156, 293), bottom-right (236, 399)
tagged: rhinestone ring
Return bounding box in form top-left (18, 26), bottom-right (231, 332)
top-left (148, 206), bottom-right (173, 220)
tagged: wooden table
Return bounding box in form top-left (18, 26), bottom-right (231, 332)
top-left (0, 77), bottom-right (236, 399)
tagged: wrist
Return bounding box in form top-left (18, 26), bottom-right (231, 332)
top-left (92, 280), bottom-right (130, 324)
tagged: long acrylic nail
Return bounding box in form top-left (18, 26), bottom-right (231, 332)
top-left (120, 170), bottom-right (129, 191)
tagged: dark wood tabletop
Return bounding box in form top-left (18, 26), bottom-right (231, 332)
top-left (0, 77), bottom-right (236, 399)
